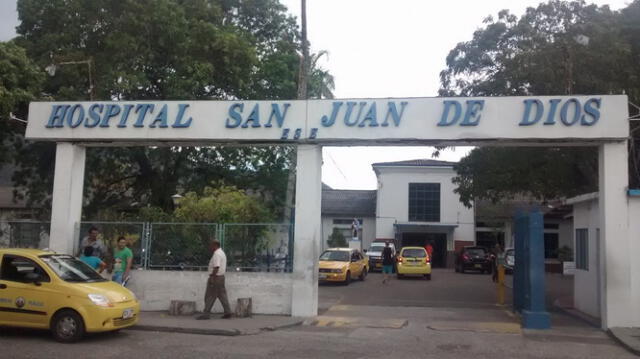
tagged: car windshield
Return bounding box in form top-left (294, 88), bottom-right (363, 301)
top-left (368, 244), bottom-right (385, 252)
top-left (319, 251), bottom-right (350, 262)
top-left (465, 248), bottom-right (486, 256)
top-left (402, 249), bottom-right (426, 258)
top-left (40, 255), bottom-right (106, 283)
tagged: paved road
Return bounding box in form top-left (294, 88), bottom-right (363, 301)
top-left (2, 269), bottom-right (625, 358)
top-left (319, 268), bottom-right (574, 311)
top-left (0, 306), bottom-right (630, 359)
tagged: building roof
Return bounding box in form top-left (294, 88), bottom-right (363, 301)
top-left (371, 159), bottom-right (457, 167)
top-left (322, 189), bottom-right (376, 217)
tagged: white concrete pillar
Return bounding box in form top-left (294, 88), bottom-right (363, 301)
top-left (49, 143), bottom-right (86, 255)
top-left (598, 141), bottom-right (632, 328)
top-left (291, 145), bottom-right (322, 317)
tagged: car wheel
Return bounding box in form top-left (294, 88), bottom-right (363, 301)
top-left (51, 309), bottom-right (85, 343)
top-left (455, 265), bottom-right (459, 273)
top-left (343, 271), bottom-right (351, 285)
top-left (425, 274), bottom-right (431, 281)
top-left (359, 268), bottom-right (367, 281)
top-left (460, 266), bottom-right (465, 274)
top-left (396, 273), bottom-right (403, 279)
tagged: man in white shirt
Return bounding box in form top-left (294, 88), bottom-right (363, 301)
top-left (197, 239), bottom-right (232, 319)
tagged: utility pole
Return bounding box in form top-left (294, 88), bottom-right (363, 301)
top-left (297, 0), bottom-right (309, 100)
top-left (287, 0), bottom-right (309, 242)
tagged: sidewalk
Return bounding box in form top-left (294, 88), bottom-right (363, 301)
top-left (130, 311), bottom-right (304, 336)
top-left (609, 327), bottom-right (640, 356)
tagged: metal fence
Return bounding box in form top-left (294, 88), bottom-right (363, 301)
top-left (0, 221), bottom-right (51, 249)
top-left (0, 220), bottom-right (293, 273)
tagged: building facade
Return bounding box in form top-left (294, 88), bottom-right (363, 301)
top-left (372, 159), bottom-right (474, 268)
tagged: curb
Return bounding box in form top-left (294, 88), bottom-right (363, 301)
top-left (607, 329), bottom-right (640, 357)
top-left (130, 325), bottom-right (242, 336)
top-left (128, 319), bottom-right (305, 337)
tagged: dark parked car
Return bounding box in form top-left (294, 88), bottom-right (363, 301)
top-left (455, 246), bottom-right (492, 274)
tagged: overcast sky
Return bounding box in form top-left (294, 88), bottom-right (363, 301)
top-left (0, 0), bottom-right (631, 189)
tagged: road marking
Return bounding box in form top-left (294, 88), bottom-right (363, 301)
top-left (305, 316), bottom-right (407, 329)
top-left (428, 321), bottom-right (521, 334)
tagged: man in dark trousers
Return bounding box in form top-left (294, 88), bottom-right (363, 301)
top-left (381, 241), bottom-right (394, 284)
top-left (197, 239), bottom-right (232, 319)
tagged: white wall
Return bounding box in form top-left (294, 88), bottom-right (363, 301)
top-left (572, 199), bottom-right (601, 318)
top-left (320, 216), bottom-right (376, 251)
top-left (627, 197), bottom-right (640, 326)
top-left (375, 166), bottom-right (474, 244)
top-left (128, 270), bottom-right (293, 315)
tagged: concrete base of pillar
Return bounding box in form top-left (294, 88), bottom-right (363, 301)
top-left (522, 310), bottom-right (551, 329)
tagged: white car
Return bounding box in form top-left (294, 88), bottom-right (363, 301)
top-left (365, 242), bottom-right (396, 272)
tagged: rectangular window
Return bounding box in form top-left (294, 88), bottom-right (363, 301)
top-left (332, 219), bottom-right (362, 225)
top-left (575, 228), bottom-right (589, 270)
top-left (544, 233), bottom-right (559, 259)
top-left (408, 183), bottom-right (440, 222)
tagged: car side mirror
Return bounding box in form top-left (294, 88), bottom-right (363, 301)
top-left (25, 272), bottom-right (42, 286)
top-left (363, 250), bottom-right (367, 253)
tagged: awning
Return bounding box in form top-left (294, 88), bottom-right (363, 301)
top-left (394, 223), bottom-right (458, 233)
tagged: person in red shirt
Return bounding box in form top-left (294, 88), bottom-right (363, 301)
top-left (425, 241), bottom-right (434, 263)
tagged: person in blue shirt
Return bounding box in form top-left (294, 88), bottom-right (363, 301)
top-left (80, 246), bottom-right (106, 273)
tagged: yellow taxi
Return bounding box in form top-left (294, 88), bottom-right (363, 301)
top-left (396, 247), bottom-right (432, 280)
top-left (318, 248), bottom-right (368, 285)
top-left (0, 249), bottom-right (140, 342)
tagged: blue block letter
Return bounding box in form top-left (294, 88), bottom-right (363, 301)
top-left (321, 102), bottom-right (343, 127)
top-left (265, 103), bottom-right (290, 128)
top-left (438, 100), bottom-right (462, 126)
top-left (226, 103), bottom-right (243, 128)
top-left (46, 105), bottom-right (69, 128)
top-left (581, 98), bottom-right (601, 126)
top-left (560, 98), bottom-right (581, 126)
top-left (520, 99), bottom-right (543, 126)
top-left (461, 100), bottom-right (484, 126)
top-left (172, 104), bottom-right (193, 128)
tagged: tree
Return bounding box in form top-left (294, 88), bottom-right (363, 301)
top-left (164, 184), bottom-right (272, 269)
top-left (0, 41), bottom-right (43, 167)
top-left (9, 0), bottom-right (328, 219)
top-left (453, 147), bottom-right (597, 207)
top-left (439, 0), bottom-right (640, 202)
top-left (327, 228), bottom-right (347, 248)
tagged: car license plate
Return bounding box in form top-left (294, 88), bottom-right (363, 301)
top-left (474, 264), bottom-right (483, 269)
top-left (122, 308), bottom-right (134, 319)
top-left (319, 274), bottom-right (327, 279)
top-left (375, 263), bottom-right (382, 268)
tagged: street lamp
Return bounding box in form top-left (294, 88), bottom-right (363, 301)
top-left (45, 58), bottom-right (95, 100)
top-left (171, 194), bottom-right (183, 207)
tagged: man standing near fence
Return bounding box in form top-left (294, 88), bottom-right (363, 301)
top-left (79, 226), bottom-right (106, 258)
top-left (197, 239), bottom-right (232, 320)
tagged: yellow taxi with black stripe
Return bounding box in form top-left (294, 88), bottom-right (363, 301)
top-left (0, 249), bottom-right (139, 342)
top-left (396, 247), bottom-right (432, 280)
top-left (318, 248), bottom-right (368, 285)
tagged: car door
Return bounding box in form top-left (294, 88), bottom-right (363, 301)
top-left (348, 251), bottom-right (361, 277)
top-left (359, 252), bottom-right (368, 272)
top-left (0, 255), bottom-right (53, 327)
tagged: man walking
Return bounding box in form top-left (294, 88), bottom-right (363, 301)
top-left (381, 241), bottom-right (394, 284)
top-left (197, 239), bottom-right (232, 320)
